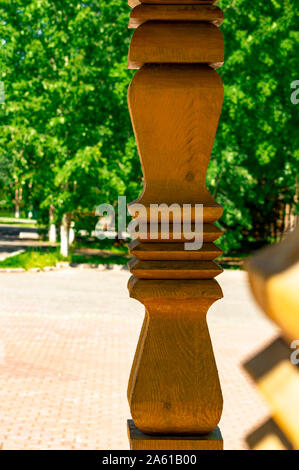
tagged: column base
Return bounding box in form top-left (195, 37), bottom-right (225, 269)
top-left (127, 420), bottom-right (223, 450)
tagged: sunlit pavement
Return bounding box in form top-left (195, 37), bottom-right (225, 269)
top-left (0, 268), bottom-right (278, 450)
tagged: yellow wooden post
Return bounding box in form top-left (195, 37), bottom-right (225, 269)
top-left (126, 0), bottom-right (225, 450)
top-left (245, 225), bottom-right (299, 450)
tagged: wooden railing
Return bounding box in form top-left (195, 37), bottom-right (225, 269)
top-left (126, 0), bottom-right (225, 450)
top-left (245, 225), bottom-right (299, 450)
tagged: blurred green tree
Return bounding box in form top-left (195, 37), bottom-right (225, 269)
top-left (0, 0), bottom-right (298, 254)
top-left (0, 0), bottom-right (139, 251)
top-left (212, 0), bottom-right (299, 253)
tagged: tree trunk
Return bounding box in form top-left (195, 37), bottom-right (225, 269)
top-left (60, 213), bottom-right (71, 257)
top-left (69, 225), bottom-right (75, 244)
top-left (49, 204), bottom-right (57, 243)
top-left (14, 188), bottom-right (22, 218)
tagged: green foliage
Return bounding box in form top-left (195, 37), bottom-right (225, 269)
top-left (0, 247), bottom-right (128, 269)
top-left (212, 0), bottom-right (299, 252)
top-left (71, 253), bottom-right (128, 266)
top-left (0, 248), bottom-right (64, 269)
top-left (0, 0), bottom-right (298, 254)
top-left (0, 0), bottom-right (138, 226)
top-left (73, 237), bottom-right (128, 254)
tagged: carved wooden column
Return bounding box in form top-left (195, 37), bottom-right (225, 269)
top-left (126, 0), bottom-right (225, 450)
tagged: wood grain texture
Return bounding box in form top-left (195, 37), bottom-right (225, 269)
top-left (129, 204), bottom-right (223, 224)
top-left (128, 276), bottom-right (223, 301)
top-left (129, 0), bottom-right (141, 8)
top-left (132, 223), bottom-right (222, 243)
top-left (129, 0), bottom-right (217, 6)
top-left (129, 5), bottom-right (224, 29)
top-left (128, 420), bottom-right (223, 450)
top-left (127, 65), bottom-right (224, 213)
top-left (129, 258), bottom-right (223, 279)
top-left (128, 22), bottom-right (224, 69)
top-left (129, 241), bottom-right (223, 260)
top-left (126, 8), bottom-right (225, 444)
top-left (127, 277), bottom-right (223, 434)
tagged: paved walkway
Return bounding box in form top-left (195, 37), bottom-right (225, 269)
top-left (0, 269), bottom-right (278, 450)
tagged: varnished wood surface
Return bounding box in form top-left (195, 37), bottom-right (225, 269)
top-left (129, 5), bottom-right (224, 29)
top-left (244, 336), bottom-right (299, 449)
top-left (127, 315), bottom-right (149, 405)
top-left (129, 0), bottom-right (141, 8)
top-left (131, 223), bottom-right (222, 243)
top-left (128, 204), bottom-right (223, 224)
top-left (129, 0), bottom-right (217, 6)
top-left (129, 241), bottom-right (222, 260)
top-left (128, 0), bottom-right (217, 8)
top-left (259, 359), bottom-right (299, 449)
top-left (246, 225), bottom-right (299, 341)
top-left (128, 420), bottom-right (223, 450)
top-left (246, 226), bottom-right (299, 449)
top-left (126, 7), bottom-right (225, 443)
top-left (128, 276), bottom-right (223, 302)
top-left (129, 258), bottom-right (223, 279)
top-left (128, 65), bottom-right (224, 211)
top-left (128, 22), bottom-right (224, 69)
top-left (127, 278), bottom-right (224, 421)
top-left (127, 277), bottom-right (223, 434)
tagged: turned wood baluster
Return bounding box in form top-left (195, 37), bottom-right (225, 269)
top-left (126, 0), bottom-right (225, 450)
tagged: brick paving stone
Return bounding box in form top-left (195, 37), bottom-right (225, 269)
top-left (0, 269), bottom-right (278, 450)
